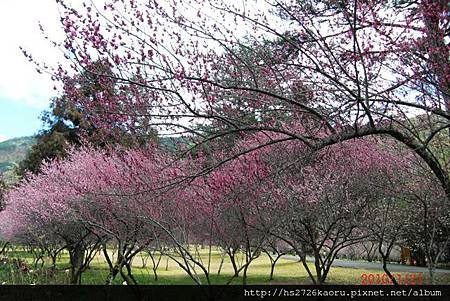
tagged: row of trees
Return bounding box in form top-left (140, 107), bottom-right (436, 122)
top-left (0, 132), bottom-right (448, 285)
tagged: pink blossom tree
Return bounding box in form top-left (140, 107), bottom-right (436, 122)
top-left (193, 146), bottom-right (274, 284)
top-left (1, 142), bottom-right (274, 285)
top-left (262, 138), bottom-right (408, 284)
top-left (30, 0), bottom-right (449, 202)
top-left (0, 159), bottom-right (104, 284)
top-left (400, 157), bottom-right (450, 284)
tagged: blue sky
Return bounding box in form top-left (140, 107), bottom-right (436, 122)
top-left (0, 0), bottom-right (62, 142)
top-left (0, 99), bottom-right (48, 141)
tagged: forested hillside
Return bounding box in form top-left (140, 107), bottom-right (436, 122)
top-left (0, 137), bottom-right (36, 173)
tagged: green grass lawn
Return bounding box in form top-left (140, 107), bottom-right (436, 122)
top-left (1, 248), bottom-right (449, 285)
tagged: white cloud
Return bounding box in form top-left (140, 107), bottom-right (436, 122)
top-left (0, 135), bottom-right (7, 143)
top-left (0, 0), bottom-right (65, 109)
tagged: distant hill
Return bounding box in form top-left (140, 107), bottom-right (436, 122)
top-left (0, 136), bottom-right (184, 175)
top-left (0, 137), bottom-right (36, 174)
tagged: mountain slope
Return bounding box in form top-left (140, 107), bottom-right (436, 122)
top-left (0, 137), bottom-right (36, 174)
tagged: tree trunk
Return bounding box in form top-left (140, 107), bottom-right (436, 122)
top-left (381, 255), bottom-right (398, 285)
top-left (148, 251), bottom-right (161, 281)
top-left (242, 264), bottom-right (249, 285)
top-left (269, 260), bottom-right (276, 281)
top-left (266, 252), bottom-right (283, 281)
top-left (298, 253), bottom-right (317, 284)
top-left (105, 249), bottom-right (123, 285)
top-left (0, 242), bottom-right (9, 256)
top-left (121, 261), bottom-right (138, 285)
top-left (69, 244), bottom-right (85, 285)
top-left (50, 254), bottom-right (57, 271)
top-left (228, 251), bottom-right (239, 277)
top-left (217, 254), bottom-right (225, 275)
top-left (428, 261), bottom-right (436, 285)
top-left (313, 250), bottom-right (324, 285)
top-left (141, 255), bottom-right (148, 268)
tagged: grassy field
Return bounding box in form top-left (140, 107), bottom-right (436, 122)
top-left (1, 248), bottom-right (449, 285)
